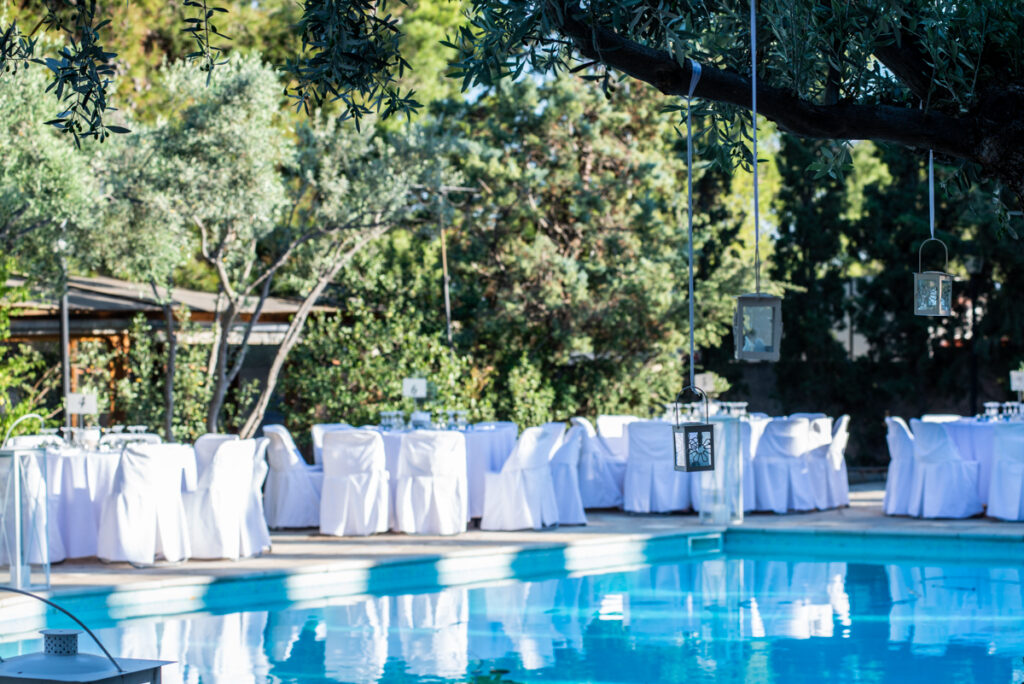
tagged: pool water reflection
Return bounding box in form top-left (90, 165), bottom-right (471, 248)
top-left (4, 556), bottom-right (1024, 682)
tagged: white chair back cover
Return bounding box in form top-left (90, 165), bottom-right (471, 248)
top-left (921, 414), bottom-right (960, 423)
top-left (241, 437), bottom-right (272, 556)
top-left (570, 416), bottom-right (625, 509)
top-left (757, 418), bottom-right (811, 459)
top-left (503, 423), bottom-right (565, 472)
top-left (311, 423), bottom-right (353, 466)
top-left (261, 425), bottom-right (321, 528)
top-left (549, 425), bottom-right (586, 526)
top-left (394, 431), bottom-right (467, 535)
top-left (262, 425), bottom-right (304, 469)
top-left (595, 415), bottom-right (639, 462)
top-left (320, 430), bottom-right (389, 536)
top-left (623, 420), bottom-right (692, 513)
top-left (909, 420), bottom-right (963, 464)
top-left (184, 439), bottom-right (257, 559)
top-left (907, 418), bottom-right (982, 518)
top-left (752, 418), bottom-right (813, 513)
top-left (985, 424), bottom-right (1024, 520)
top-left (480, 425), bottom-right (563, 531)
top-left (828, 415), bottom-right (851, 469)
top-left (193, 433), bottom-right (238, 482)
top-left (97, 443), bottom-right (193, 564)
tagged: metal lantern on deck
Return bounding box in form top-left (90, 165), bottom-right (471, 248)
top-left (673, 387), bottom-right (715, 472)
top-left (0, 629), bottom-right (170, 684)
top-left (733, 293), bottom-right (782, 362)
top-left (914, 238), bottom-right (953, 317)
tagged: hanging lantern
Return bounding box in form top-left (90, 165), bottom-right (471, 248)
top-left (673, 387), bottom-right (715, 472)
top-left (914, 238), bottom-right (953, 317)
top-left (733, 293), bottom-right (782, 362)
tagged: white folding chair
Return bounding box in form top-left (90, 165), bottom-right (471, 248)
top-left (262, 425), bottom-right (322, 529)
top-left (595, 415), bottom-right (640, 462)
top-left (311, 423), bottom-right (353, 466)
top-left (807, 415), bottom-right (850, 509)
top-left (883, 417), bottom-right (916, 516)
top-left (548, 426), bottom-right (586, 525)
top-left (320, 430), bottom-right (389, 536)
top-left (183, 439), bottom-right (257, 559)
top-left (571, 417), bottom-right (625, 509)
top-left (752, 418), bottom-right (814, 513)
top-left (240, 437), bottom-right (272, 557)
top-left (97, 443), bottom-right (193, 564)
top-left (986, 424), bottom-right (1024, 521)
top-left (393, 431), bottom-right (468, 535)
top-left (907, 419), bottom-right (982, 518)
top-left (623, 421), bottom-right (693, 513)
top-left (481, 423), bottom-right (564, 530)
top-left (193, 433), bottom-right (238, 483)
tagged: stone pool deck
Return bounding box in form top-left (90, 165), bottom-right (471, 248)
top-left (4, 482), bottom-right (1024, 627)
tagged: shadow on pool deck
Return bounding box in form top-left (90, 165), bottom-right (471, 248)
top-left (5, 480), bottom-right (1024, 622)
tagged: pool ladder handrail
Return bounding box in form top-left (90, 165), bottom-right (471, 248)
top-left (0, 585), bottom-right (125, 673)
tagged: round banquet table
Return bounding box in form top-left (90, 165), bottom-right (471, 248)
top-left (44, 445), bottom-right (198, 559)
top-left (377, 425), bottom-right (517, 521)
top-left (940, 418), bottom-right (1016, 505)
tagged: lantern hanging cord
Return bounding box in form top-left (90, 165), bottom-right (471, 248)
top-left (928, 149), bottom-right (935, 239)
top-left (686, 59), bottom-right (701, 389)
top-left (750, 0), bottom-right (760, 295)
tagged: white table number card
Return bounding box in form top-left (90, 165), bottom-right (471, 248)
top-left (402, 378), bottom-right (428, 399)
top-left (66, 392), bottom-right (98, 415)
top-left (1011, 371), bottom-right (1024, 392)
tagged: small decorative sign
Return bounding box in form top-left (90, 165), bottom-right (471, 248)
top-left (65, 393), bottom-right (97, 415)
top-left (401, 378), bottom-right (428, 399)
top-left (1011, 371), bottom-right (1024, 392)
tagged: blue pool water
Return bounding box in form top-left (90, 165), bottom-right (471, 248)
top-left (3, 555), bottom-right (1024, 682)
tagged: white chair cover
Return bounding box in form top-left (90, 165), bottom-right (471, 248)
top-left (548, 426), bottom-right (587, 525)
top-left (623, 421), bottom-right (693, 513)
top-left (393, 431), bottom-right (468, 535)
top-left (907, 419), bottom-right (982, 519)
top-left (986, 424), bottom-right (1024, 521)
top-left (883, 417), bottom-right (916, 515)
top-left (183, 439), bottom-right (257, 559)
top-left (921, 414), bottom-right (961, 423)
top-left (240, 437), bottom-right (272, 557)
top-left (97, 443), bottom-right (193, 564)
top-left (193, 433), bottom-right (238, 483)
top-left (262, 425), bottom-right (322, 529)
top-left (480, 423), bottom-right (564, 531)
top-left (320, 430), bottom-right (389, 536)
top-left (311, 423), bottom-right (352, 466)
top-left (572, 417), bottom-right (625, 509)
top-left (741, 417), bottom-right (770, 512)
top-left (806, 415), bottom-right (850, 510)
top-left (752, 418), bottom-right (814, 513)
top-left (595, 415), bottom-right (639, 462)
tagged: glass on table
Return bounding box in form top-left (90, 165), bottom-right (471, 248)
top-left (456, 410), bottom-right (468, 431)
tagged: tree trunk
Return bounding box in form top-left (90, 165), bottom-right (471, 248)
top-left (163, 303), bottom-right (176, 441)
top-left (206, 304), bottom-right (236, 433)
top-left (239, 227), bottom-right (389, 438)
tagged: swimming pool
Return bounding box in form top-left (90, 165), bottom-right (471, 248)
top-left (3, 554), bottom-right (1024, 683)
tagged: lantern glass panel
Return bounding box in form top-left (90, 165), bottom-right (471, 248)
top-left (914, 272), bottom-right (953, 317)
top-left (740, 304), bottom-right (776, 354)
top-left (674, 424), bottom-right (715, 472)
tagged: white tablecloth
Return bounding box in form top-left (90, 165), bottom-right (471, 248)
top-left (45, 445), bottom-right (197, 559)
top-left (377, 425), bottom-right (516, 521)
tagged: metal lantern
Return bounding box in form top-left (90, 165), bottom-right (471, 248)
top-left (914, 238), bottom-right (954, 317)
top-left (672, 387), bottom-right (715, 472)
top-left (733, 293), bottom-right (782, 362)
top-left (0, 629), bottom-right (170, 684)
